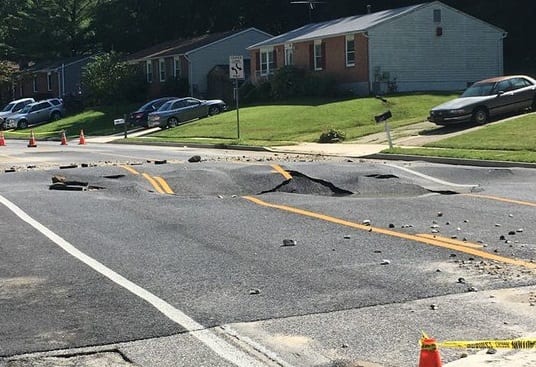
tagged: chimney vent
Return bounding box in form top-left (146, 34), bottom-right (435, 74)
top-left (367, 5), bottom-right (372, 14)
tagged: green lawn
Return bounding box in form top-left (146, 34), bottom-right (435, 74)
top-left (4, 94), bottom-right (535, 163)
top-left (384, 113), bottom-right (536, 163)
top-left (3, 104), bottom-right (136, 140)
top-left (134, 94), bottom-right (456, 145)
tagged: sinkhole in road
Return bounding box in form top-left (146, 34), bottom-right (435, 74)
top-left (259, 171), bottom-right (353, 196)
top-left (257, 171), bottom-right (462, 197)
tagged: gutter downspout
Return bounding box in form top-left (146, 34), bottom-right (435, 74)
top-left (362, 31), bottom-right (372, 94)
top-left (183, 53), bottom-right (193, 96)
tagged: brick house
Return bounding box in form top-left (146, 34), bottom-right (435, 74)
top-left (127, 28), bottom-right (272, 99)
top-left (11, 55), bottom-right (94, 100)
top-left (247, 1), bottom-right (506, 95)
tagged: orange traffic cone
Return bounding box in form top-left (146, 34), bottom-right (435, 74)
top-left (60, 130), bottom-right (68, 145)
top-left (419, 335), bottom-right (442, 367)
top-left (27, 130), bottom-right (37, 148)
top-left (78, 129), bottom-right (86, 145)
top-left (0, 131), bottom-right (5, 146)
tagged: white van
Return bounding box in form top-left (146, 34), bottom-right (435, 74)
top-left (0, 98), bottom-right (36, 129)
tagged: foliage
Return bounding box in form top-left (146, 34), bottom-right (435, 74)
top-left (270, 66), bottom-right (306, 100)
top-left (303, 73), bottom-right (338, 98)
top-left (1, 0), bottom-right (98, 61)
top-left (161, 77), bottom-right (190, 97)
top-left (318, 128), bottom-right (346, 143)
top-left (81, 52), bottom-right (148, 105)
top-left (0, 1), bottom-right (534, 75)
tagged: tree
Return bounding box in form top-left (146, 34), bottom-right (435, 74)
top-left (81, 51), bottom-right (148, 105)
top-left (1, 0), bottom-right (98, 62)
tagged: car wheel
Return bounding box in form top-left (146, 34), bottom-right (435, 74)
top-left (168, 117), bottom-right (179, 128)
top-left (472, 108), bottom-right (488, 125)
top-left (51, 111), bottom-right (61, 121)
top-left (208, 106), bottom-right (220, 116)
top-left (17, 120), bottom-right (28, 129)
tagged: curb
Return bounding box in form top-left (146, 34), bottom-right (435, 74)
top-left (110, 139), bottom-right (536, 169)
top-left (366, 153), bottom-right (536, 169)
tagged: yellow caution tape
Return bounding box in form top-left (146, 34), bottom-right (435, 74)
top-left (420, 332), bottom-right (536, 349)
top-left (439, 339), bottom-right (536, 349)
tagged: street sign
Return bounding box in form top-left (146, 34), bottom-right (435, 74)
top-left (229, 55), bottom-right (244, 79)
top-left (374, 110), bottom-right (392, 123)
top-left (114, 118), bottom-right (125, 126)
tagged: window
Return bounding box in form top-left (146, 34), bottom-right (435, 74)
top-left (314, 40), bottom-right (323, 70)
top-left (284, 44), bottom-right (293, 66)
top-left (174, 57), bottom-right (181, 78)
top-left (433, 9), bottom-right (441, 23)
top-left (260, 48), bottom-right (275, 76)
top-left (33, 75), bottom-right (38, 92)
top-left (146, 61), bottom-right (153, 83)
top-left (159, 59), bottom-right (166, 82)
top-left (47, 72), bottom-right (53, 91)
top-left (345, 35), bottom-right (355, 67)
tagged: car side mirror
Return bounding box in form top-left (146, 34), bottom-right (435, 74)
top-left (497, 90), bottom-right (504, 96)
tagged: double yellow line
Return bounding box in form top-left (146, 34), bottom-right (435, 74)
top-left (120, 165), bottom-right (174, 194)
top-left (263, 164), bottom-right (536, 270)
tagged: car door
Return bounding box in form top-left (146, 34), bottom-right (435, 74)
top-left (184, 98), bottom-right (204, 120)
top-left (509, 77), bottom-right (536, 110)
top-left (29, 102), bottom-right (51, 124)
top-left (169, 100), bottom-right (188, 122)
top-left (491, 79), bottom-right (516, 116)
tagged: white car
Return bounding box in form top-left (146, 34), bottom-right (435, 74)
top-left (0, 98), bottom-right (35, 129)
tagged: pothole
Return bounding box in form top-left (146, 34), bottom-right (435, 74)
top-left (258, 171), bottom-right (353, 196)
top-left (48, 176), bottom-right (105, 191)
top-left (4, 350), bottom-right (137, 367)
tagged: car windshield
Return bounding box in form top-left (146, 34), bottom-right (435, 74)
top-left (1, 102), bottom-right (15, 112)
top-left (461, 82), bottom-right (496, 97)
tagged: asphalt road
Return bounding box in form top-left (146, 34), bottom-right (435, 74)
top-left (1, 140), bottom-right (535, 367)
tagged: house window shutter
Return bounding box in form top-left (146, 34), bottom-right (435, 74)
top-left (255, 51), bottom-right (260, 71)
top-left (309, 44), bottom-right (314, 70)
top-left (321, 43), bottom-right (326, 69)
top-left (272, 50), bottom-right (277, 68)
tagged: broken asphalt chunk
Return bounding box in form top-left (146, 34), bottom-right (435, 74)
top-left (282, 239), bottom-right (297, 247)
top-left (188, 155), bottom-right (201, 163)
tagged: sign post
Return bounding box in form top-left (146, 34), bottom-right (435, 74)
top-left (229, 55), bottom-right (244, 140)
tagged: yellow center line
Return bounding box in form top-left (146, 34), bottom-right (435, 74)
top-left (154, 176), bottom-right (174, 194)
top-left (243, 196), bottom-right (536, 270)
top-left (120, 165), bottom-right (140, 175)
top-left (415, 234), bottom-right (483, 249)
top-left (121, 165), bottom-right (174, 194)
top-left (271, 164), bottom-right (293, 180)
top-left (464, 194), bottom-right (536, 207)
top-left (142, 173), bottom-right (165, 194)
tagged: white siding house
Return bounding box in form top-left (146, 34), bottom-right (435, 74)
top-left (248, 1), bottom-right (506, 95)
top-left (128, 28), bottom-right (272, 98)
top-left (186, 30), bottom-right (272, 96)
top-left (367, 2), bottom-right (506, 93)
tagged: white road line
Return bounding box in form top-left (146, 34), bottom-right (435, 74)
top-left (0, 194), bottom-right (269, 367)
top-left (385, 163), bottom-right (479, 188)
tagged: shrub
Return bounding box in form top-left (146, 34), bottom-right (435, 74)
top-left (303, 73), bottom-right (337, 97)
top-left (82, 51), bottom-right (148, 105)
top-left (270, 66), bottom-right (305, 99)
top-left (161, 77), bottom-right (189, 97)
top-left (319, 128), bottom-right (346, 143)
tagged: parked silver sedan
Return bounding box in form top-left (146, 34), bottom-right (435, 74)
top-left (428, 75), bottom-right (536, 125)
top-left (147, 97), bottom-right (227, 128)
